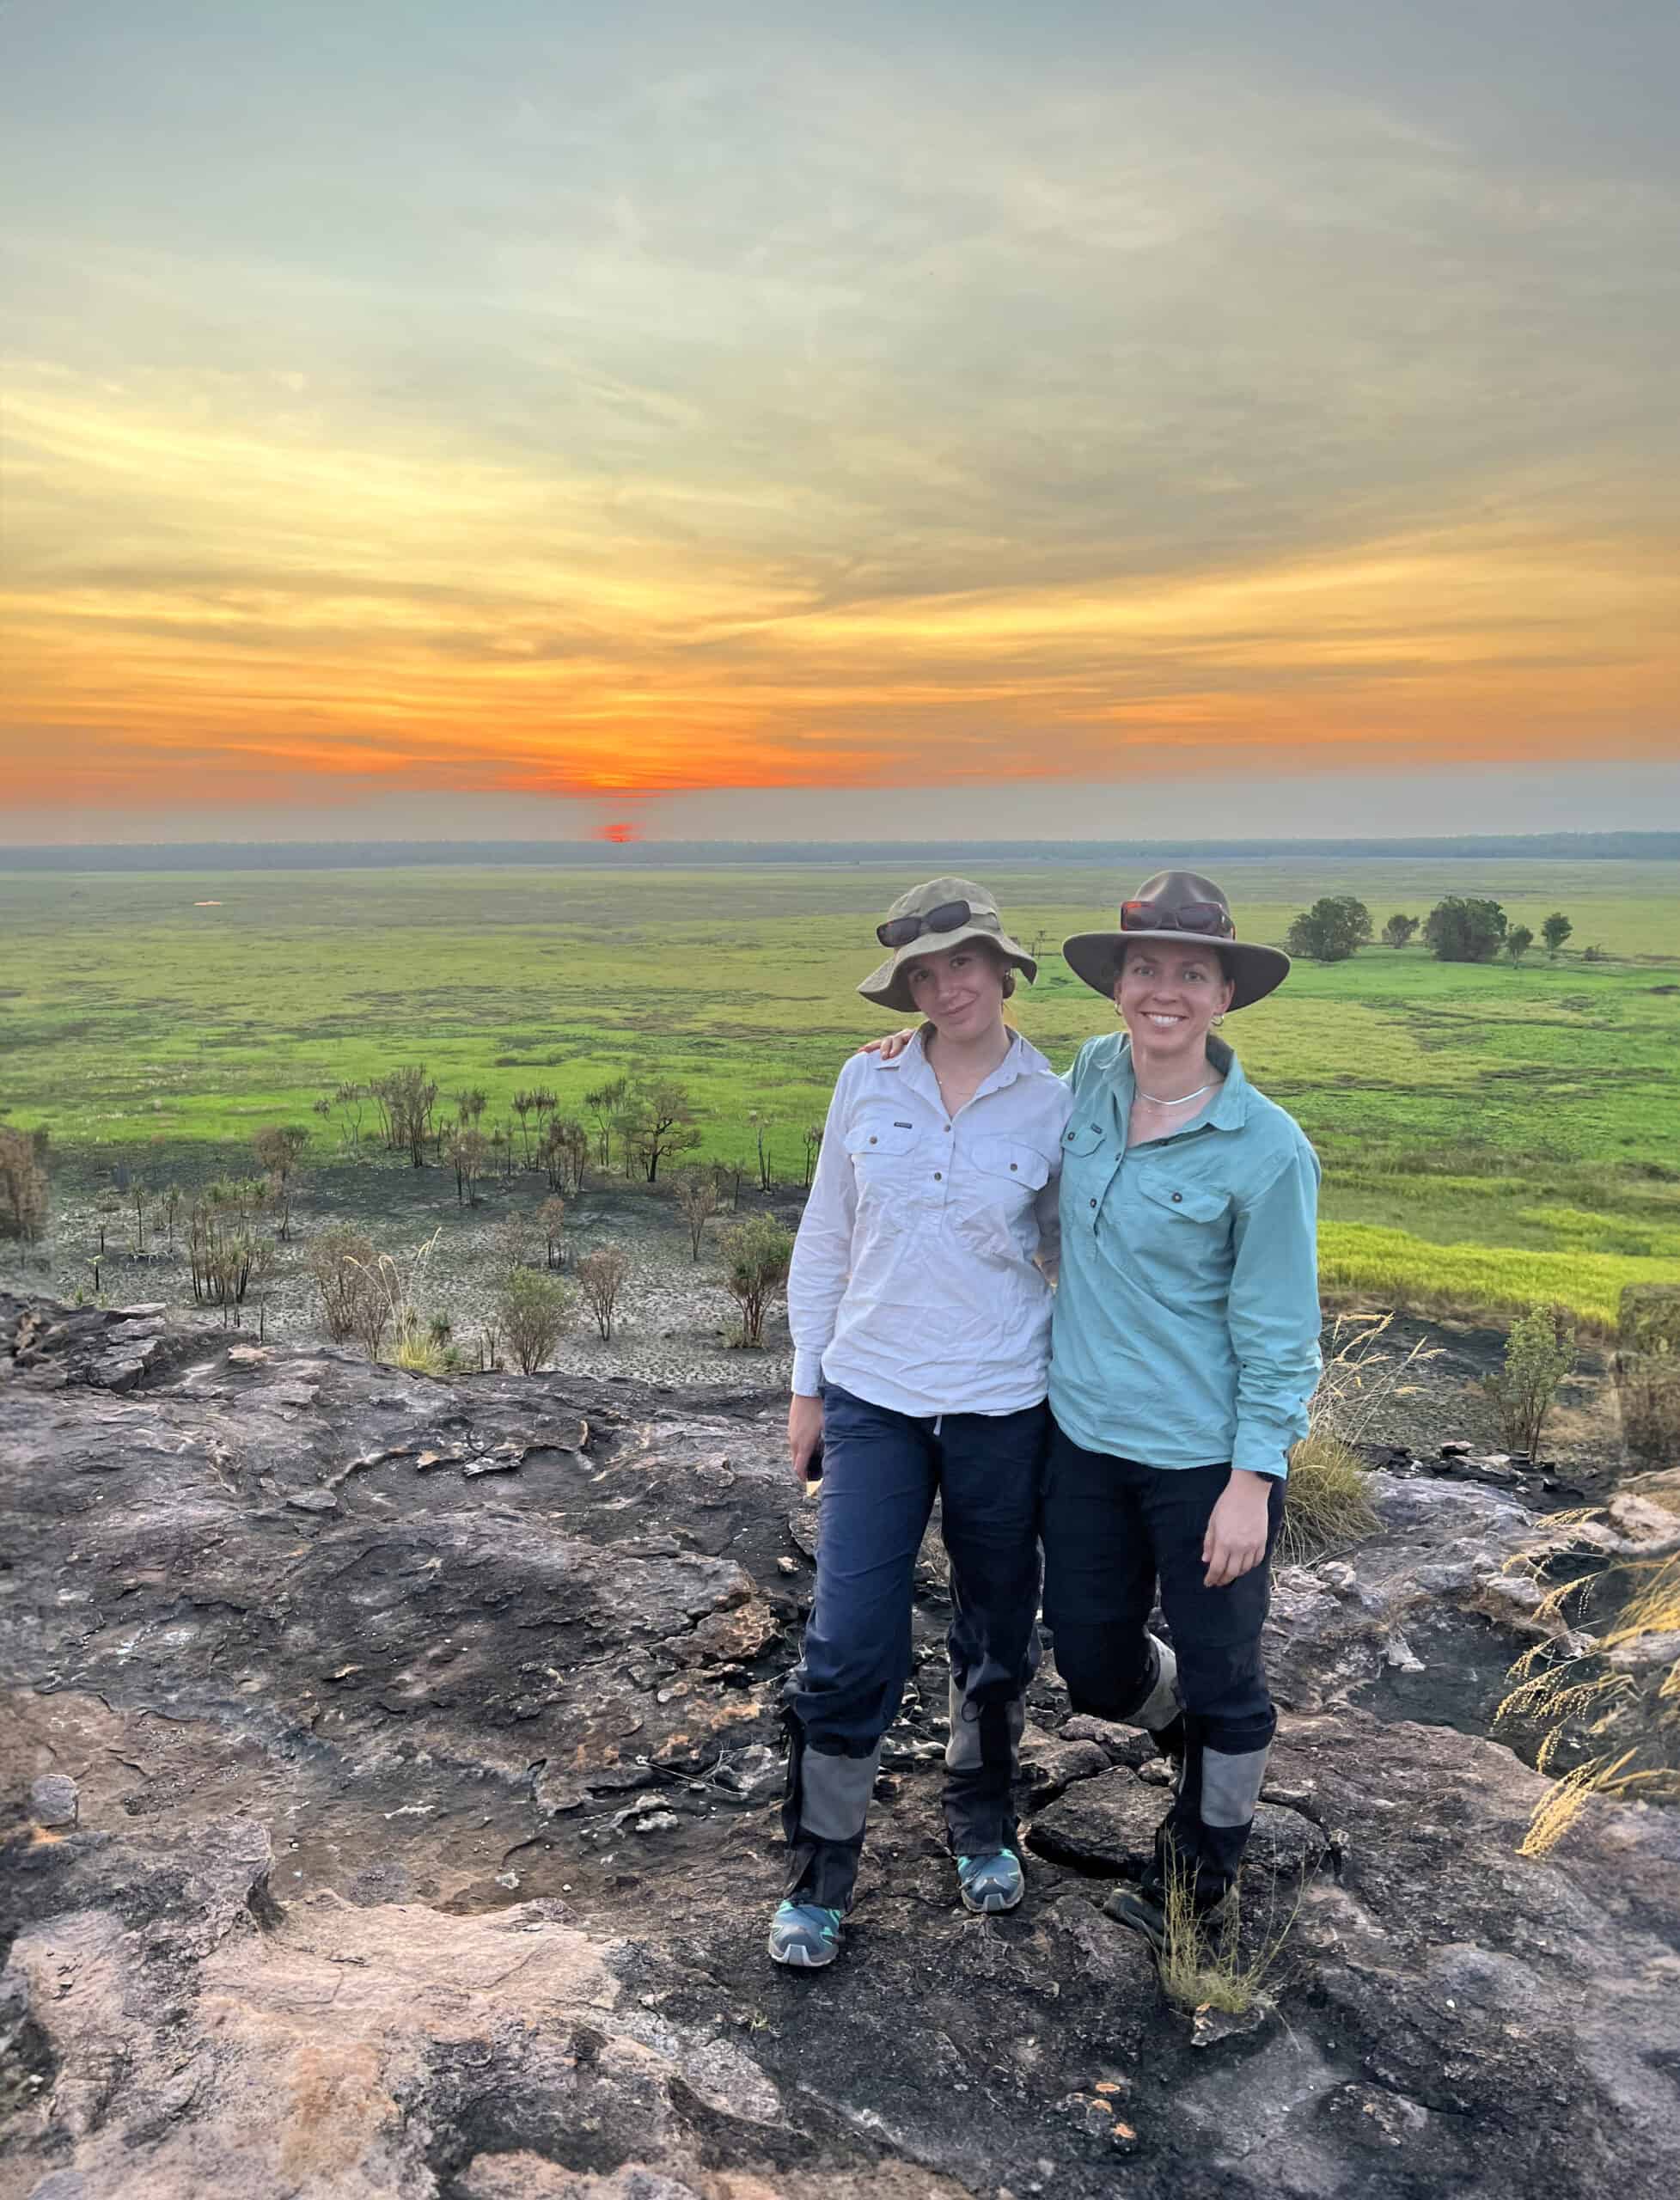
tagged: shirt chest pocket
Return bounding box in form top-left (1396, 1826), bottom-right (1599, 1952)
top-left (973, 1135), bottom-right (1051, 1195)
top-left (1131, 1174), bottom-right (1232, 1272)
top-left (848, 1116), bottom-right (921, 1198)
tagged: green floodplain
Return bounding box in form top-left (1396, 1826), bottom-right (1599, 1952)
top-left (3, 854), bottom-right (1677, 1331)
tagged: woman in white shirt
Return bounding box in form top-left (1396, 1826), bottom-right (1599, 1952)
top-left (771, 877), bottom-right (1071, 1970)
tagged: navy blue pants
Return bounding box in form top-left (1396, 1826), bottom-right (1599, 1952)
top-left (780, 1384), bottom-right (1046, 1910)
top-left (1042, 1419), bottom-right (1283, 1911)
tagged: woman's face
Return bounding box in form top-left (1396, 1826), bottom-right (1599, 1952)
top-left (905, 943), bottom-right (1007, 1039)
top-left (1115, 939), bottom-right (1235, 1054)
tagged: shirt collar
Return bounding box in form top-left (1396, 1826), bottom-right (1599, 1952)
top-left (1110, 1033), bottom-right (1251, 1134)
top-left (897, 1025), bottom-right (1042, 1107)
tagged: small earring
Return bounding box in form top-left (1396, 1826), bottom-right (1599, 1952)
top-left (1211, 1012), bottom-right (1225, 1026)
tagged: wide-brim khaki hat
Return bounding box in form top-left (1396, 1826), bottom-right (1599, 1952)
top-left (1062, 869), bottom-right (1290, 1012)
top-left (858, 875), bottom-right (1037, 1015)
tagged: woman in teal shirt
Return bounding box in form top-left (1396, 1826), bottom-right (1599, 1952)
top-left (1048, 870), bottom-right (1320, 1946)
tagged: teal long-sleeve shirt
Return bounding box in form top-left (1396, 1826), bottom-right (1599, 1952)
top-left (1048, 1033), bottom-right (1322, 1478)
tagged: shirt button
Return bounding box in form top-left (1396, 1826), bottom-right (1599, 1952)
top-left (1010, 1162), bottom-right (1017, 1171)
top-left (1171, 1191), bottom-right (1182, 1202)
top-left (869, 1135), bottom-right (877, 1144)
top-left (1090, 1197), bottom-right (1097, 1207)
top-left (934, 1171), bottom-right (943, 1181)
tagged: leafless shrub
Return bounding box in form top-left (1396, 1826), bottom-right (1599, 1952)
top-left (670, 1166), bottom-right (721, 1260)
top-left (306, 1225), bottom-right (377, 1343)
top-left (539, 1195), bottom-right (568, 1269)
top-left (577, 1244), bottom-right (631, 1341)
top-left (254, 1123), bottom-right (309, 1238)
top-left (0, 1124), bottom-right (49, 1244)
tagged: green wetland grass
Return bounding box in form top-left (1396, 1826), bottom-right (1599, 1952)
top-left (2, 858), bottom-right (1677, 1331)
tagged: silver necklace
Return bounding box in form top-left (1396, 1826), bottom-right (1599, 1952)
top-left (1136, 1079), bottom-right (1216, 1105)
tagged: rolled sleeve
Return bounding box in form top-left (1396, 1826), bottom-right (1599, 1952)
top-left (785, 1072), bottom-right (858, 1396)
top-left (1227, 1141), bottom-right (1322, 1478)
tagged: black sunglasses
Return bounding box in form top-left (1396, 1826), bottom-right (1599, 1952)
top-left (1119, 899), bottom-right (1234, 938)
top-left (877, 898), bottom-right (977, 950)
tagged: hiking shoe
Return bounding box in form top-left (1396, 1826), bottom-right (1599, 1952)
top-left (957, 1851), bottom-right (1024, 1914)
top-left (767, 1900), bottom-right (843, 1968)
top-left (1103, 1883), bottom-right (1167, 1952)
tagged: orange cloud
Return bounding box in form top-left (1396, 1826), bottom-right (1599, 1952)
top-left (3, 376), bottom-right (1676, 814)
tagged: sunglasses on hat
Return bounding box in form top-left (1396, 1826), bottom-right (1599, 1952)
top-left (1119, 899), bottom-right (1234, 938)
top-left (877, 898), bottom-right (980, 949)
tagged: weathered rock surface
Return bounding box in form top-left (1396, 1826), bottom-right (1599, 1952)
top-left (3, 1293), bottom-right (1679, 2200)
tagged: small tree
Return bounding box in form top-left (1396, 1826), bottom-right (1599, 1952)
top-left (375, 1065), bottom-right (438, 1167)
top-left (1381, 913), bottom-right (1420, 950)
top-left (497, 1268), bottom-right (573, 1374)
top-left (447, 1127), bottom-right (491, 1207)
top-left (584, 1076), bottom-right (630, 1169)
top-left (328, 1080), bottom-right (367, 1158)
top-left (186, 1178), bottom-right (274, 1324)
top-left (671, 1165), bottom-right (721, 1260)
top-left (577, 1244), bottom-right (631, 1340)
top-left (512, 1089), bottom-right (537, 1166)
top-left (254, 1124), bottom-right (310, 1238)
top-left (306, 1225), bottom-right (377, 1343)
top-left (1286, 896), bottom-right (1371, 963)
top-left (538, 1195), bottom-right (567, 1270)
top-left (1425, 896), bottom-right (1507, 963)
top-left (802, 1122), bottom-right (823, 1191)
top-left (1505, 924), bottom-right (1535, 966)
top-left (545, 1115), bottom-right (590, 1195)
top-left (0, 1125), bottom-right (50, 1244)
top-left (128, 1176), bottom-right (150, 1256)
top-left (721, 1215), bottom-right (795, 1348)
top-left (748, 1109), bottom-right (778, 1191)
top-left (495, 1211), bottom-right (535, 1273)
top-left (629, 1079), bottom-right (702, 1184)
top-left (1542, 913), bottom-right (1573, 958)
top-left (1483, 1305), bottom-right (1574, 1458)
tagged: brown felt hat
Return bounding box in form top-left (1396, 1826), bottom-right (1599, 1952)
top-left (858, 876), bottom-right (1037, 1015)
top-left (1062, 870), bottom-right (1290, 1011)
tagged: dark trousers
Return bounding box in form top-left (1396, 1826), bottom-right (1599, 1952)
top-left (1042, 1418), bottom-right (1282, 1910)
top-left (780, 1384), bottom-right (1045, 1910)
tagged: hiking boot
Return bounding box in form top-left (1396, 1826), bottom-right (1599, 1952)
top-left (767, 1899), bottom-right (843, 1968)
top-left (1105, 1879), bottom-right (1228, 1959)
top-left (1104, 1882), bottom-right (1167, 1952)
top-left (957, 1850), bottom-right (1024, 1914)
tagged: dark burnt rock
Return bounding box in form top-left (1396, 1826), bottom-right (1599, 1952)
top-left (3, 1295), bottom-right (1680, 2200)
top-left (1027, 1768), bottom-right (1325, 1882)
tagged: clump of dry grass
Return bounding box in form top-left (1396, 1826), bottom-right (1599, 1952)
top-left (1498, 1536), bottom-right (1680, 1855)
top-left (1155, 1862), bottom-right (1300, 2016)
top-left (1280, 1313), bottom-right (1433, 1563)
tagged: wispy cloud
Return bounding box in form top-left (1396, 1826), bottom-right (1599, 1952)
top-left (2, 3), bottom-right (1675, 827)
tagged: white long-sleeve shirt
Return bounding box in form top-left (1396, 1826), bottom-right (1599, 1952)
top-left (787, 1030), bottom-right (1072, 1416)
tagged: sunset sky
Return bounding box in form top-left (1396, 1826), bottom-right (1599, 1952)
top-left (3, 0), bottom-right (1676, 842)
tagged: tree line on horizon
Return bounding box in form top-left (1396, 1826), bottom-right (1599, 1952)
top-left (1285, 895), bottom-right (1579, 966)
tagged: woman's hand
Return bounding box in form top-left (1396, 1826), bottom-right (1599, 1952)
top-left (1202, 1470), bottom-right (1272, 1587)
top-left (787, 1394), bottom-right (824, 1491)
top-left (857, 1025), bottom-right (919, 1061)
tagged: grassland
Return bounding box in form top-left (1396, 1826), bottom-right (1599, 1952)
top-left (3, 856), bottom-right (1677, 1330)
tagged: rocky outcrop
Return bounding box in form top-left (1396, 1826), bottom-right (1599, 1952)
top-left (3, 1294), bottom-right (1679, 2200)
